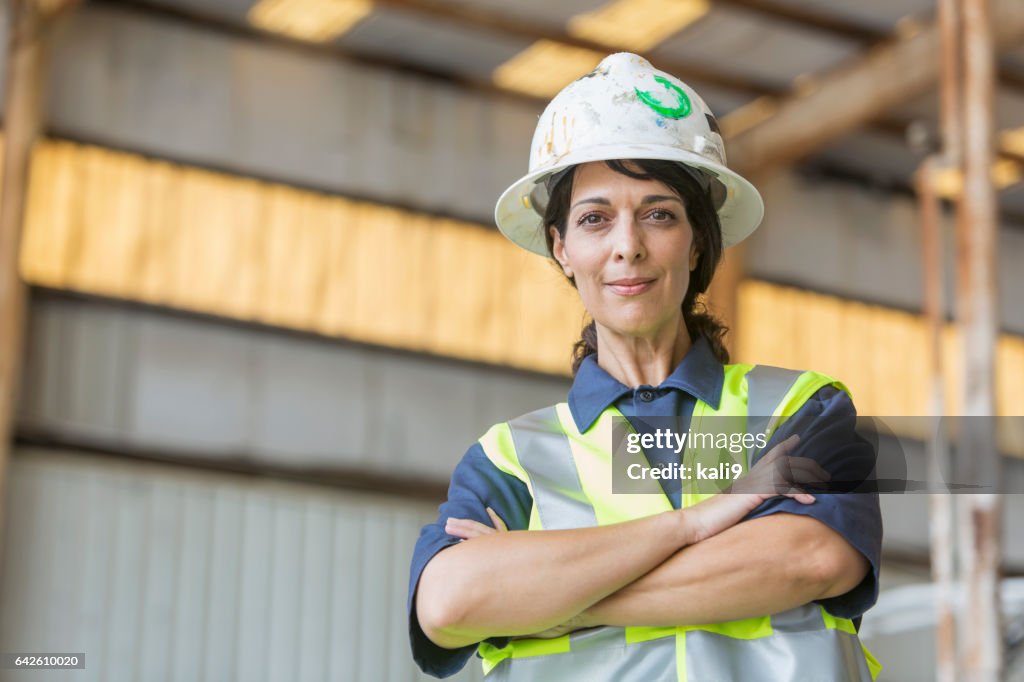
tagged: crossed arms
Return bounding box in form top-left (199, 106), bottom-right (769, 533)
top-left (416, 470), bottom-right (870, 650)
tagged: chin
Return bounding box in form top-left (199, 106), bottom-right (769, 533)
top-left (604, 313), bottom-right (668, 338)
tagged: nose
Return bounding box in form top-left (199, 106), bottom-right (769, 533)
top-left (611, 215), bottom-right (646, 263)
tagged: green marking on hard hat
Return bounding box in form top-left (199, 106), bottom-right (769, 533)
top-left (634, 76), bottom-right (692, 119)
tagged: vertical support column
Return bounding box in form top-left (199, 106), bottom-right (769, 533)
top-left (0, 0), bottom-right (79, 564)
top-left (916, 156), bottom-right (956, 682)
top-left (934, 0), bottom-right (962, 678)
top-left (956, 0), bottom-right (1003, 679)
top-left (708, 236), bottom-right (746, 362)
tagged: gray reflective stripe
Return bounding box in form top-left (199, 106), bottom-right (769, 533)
top-left (745, 365), bottom-right (802, 466)
top-left (488, 628), bottom-right (677, 682)
top-left (771, 603), bottom-right (826, 633)
top-left (508, 406), bottom-right (598, 531)
top-left (686, 628), bottom-right (873, 681)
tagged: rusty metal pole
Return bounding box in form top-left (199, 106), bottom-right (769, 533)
top-left (0, 0), bottom-right (79, 565)
top-left (916, 156), bottom-right (957, 682)
top-left (956, 0), bottom-right (1004, 678)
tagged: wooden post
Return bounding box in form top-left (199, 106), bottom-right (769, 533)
top-left (917, 156), bottom-right (957, 682)
top-left (0, 0), bottom-right (79, 563)
top-left (932, 0), bottom-right (963, 678)
top-left (956, 0), bottom-right (1003, 678)
top-left (708, 238), bottom-right (746, 362)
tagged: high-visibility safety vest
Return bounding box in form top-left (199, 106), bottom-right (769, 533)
top-left (474, 363), bottom-right (883, 682)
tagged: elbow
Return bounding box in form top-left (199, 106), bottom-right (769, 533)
top-left (806, 542), bottom-right (869, 601)
top-left (417, 559), bottom-right (477, 649)
top-left (418, 598), bottom-right (471, 650)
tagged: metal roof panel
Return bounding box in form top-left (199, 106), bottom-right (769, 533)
top-left (651, 4), bottom-right (861, 89)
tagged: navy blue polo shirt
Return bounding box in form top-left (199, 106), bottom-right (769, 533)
top-left (408, 336), bottom-right (883, 678)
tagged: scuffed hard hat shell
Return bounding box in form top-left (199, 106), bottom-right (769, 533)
top-left (495, 52), bottom-right (764, 257)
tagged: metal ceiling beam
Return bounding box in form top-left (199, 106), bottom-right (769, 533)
top-left (713, 0), bottom-right (888, 44)
top-left (711, 0), bottom-right (1024, 92)
top-left (726, 0), bottom-right (1024, 175)
top-left (378, 0), bottom-right (1024, 103)
top-left (372, 0), bottom-right (780, 97)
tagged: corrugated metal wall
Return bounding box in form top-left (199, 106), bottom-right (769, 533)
top-left (18, 292), bottom-right (568, 478)
top-left (5, 292), bottom-right (569, 680)
top-left (0, 446), bottom-right (484, 682)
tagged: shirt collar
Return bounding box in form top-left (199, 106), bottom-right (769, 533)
top-left (567, 335), bottom-right (724, 433)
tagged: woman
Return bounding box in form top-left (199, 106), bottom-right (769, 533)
top-left (408, 52), bottom-right (882, 681)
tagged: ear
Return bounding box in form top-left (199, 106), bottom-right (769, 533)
top-left (689, 245), bottom-right (699, 272)
top-left (550, 225), bottom-right (573, 278)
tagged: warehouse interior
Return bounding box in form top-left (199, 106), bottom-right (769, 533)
top-left (0, 0), bottom-right (1022, 680)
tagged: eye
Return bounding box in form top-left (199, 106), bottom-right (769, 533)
top-left (647, 208), bottom-right (676, 221)
top-left (576, 212), bottom-right (606, 227)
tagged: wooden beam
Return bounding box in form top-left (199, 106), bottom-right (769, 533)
top-left (725, 0), bottom-right (1024, 176)
top-left (917, 157), bottom-right (956, 682)
top-left (0, 0), bottom-right (80, 565)
top-left (929, 2), bottom-right (963, 679)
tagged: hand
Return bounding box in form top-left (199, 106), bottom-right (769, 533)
top-left (445, 507), bottom-right (508, 540)
top-left (684, 434), bottom-right (831, 543)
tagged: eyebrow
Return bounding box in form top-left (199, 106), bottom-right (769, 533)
top-left (570, 194), bottom-right (683, 210)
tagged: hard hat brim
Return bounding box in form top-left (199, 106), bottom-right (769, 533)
top-left (494, 143), bottom-right (764, 256)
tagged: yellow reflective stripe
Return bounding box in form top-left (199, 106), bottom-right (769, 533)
top-left (820, 608), bottom-right (858, 635)
top-left (863, 642), bottom-right (883, 680)
top-left (557, 402), bottom-right (671, 525)
top-left (624, 625), bottom-right (676, 644)
top-left (719, 363), bottom-right (754, 415)
top-left (478, 633), bottom-right (572, 673)
top-left (675, 630), bottom-right (688, 682)
top-left (479, 422), bottom-right (532, 490)
top-left (682, 364), bottom-right (753, 508)
top-left (682, 617), bottom-right (773, 640)
top-left (507, 636), bottom-right (571, 657)
top-left (477, 641), bottom-right (509, 675)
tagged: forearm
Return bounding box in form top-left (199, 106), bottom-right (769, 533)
top-left (582, 514), bottom-right (854, 627)
top-left (417, 509), bottom-right (692, 647)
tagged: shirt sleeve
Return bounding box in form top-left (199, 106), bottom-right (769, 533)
top-left (408, 441), bottom-right (533, 678)
top-left (742, 384), bottom-right (883, 627)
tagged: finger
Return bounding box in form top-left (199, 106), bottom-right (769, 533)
top-left (784, 458), bottom-right (832, 481)
top-left (773, 433), bottom-right (801, 455)
top-left (444, 519), bottom-right (475, 539)
top-left (782, 487), bottom-right (816, 504)
top-left (787, 467), bottom-right (831, 484)
top-left (486, 507), bottom-right (508, 532)
top-left (445, 518), bottom-right (495, 538)
top-left (753, 434), bottom-right (801, 467)
top-left (446, 518), bottom-right (492, 532)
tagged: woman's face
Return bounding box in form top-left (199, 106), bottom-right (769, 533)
top-left (550, 161), bottom-right (698, 340)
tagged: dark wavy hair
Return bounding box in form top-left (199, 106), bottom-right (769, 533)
top-left (542, 159), bottom-right (729, 376)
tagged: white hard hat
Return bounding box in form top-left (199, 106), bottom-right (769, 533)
top-left (494, 52), bottom-right (764, 256)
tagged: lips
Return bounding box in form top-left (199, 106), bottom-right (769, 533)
top-left (607, 278), bottom-right (655, 296)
